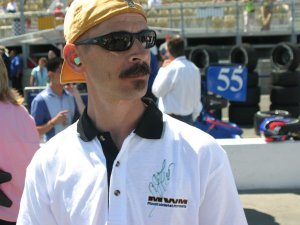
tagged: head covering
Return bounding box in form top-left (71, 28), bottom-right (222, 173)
top-left (61, 0), bottom-right (147, 84)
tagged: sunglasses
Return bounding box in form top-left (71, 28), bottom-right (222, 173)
top-left (74, 29), bottom-right (157, 52)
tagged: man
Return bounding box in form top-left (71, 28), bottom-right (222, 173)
top-left (30, 57), bottom-right (84, 142)
top-left (152, 36), bottom-right (202, 125)
top-left (9, 49), bottom-right (23, 96)
top-left (17, 1), bottom-right (248, 225)
top-left (30, 57), bottom-right (48, 86)
top-left (261, 0), bottom-right (274, 30)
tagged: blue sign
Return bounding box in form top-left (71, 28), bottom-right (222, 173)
top-left (207, 65), bottom-right (247, 102)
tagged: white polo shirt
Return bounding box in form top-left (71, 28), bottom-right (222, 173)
top-left (152, 56), bottom-right (202, 120)
top-left (17, 100), bottom-right (247, 225)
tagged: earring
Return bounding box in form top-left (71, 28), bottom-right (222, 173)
top-left (74, 57), bottom-right (81, 65)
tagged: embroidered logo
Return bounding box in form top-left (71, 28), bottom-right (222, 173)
top-left (125, 0), bottom-right (135, 7)
top-left (147, 160), bottom-right (187, 216)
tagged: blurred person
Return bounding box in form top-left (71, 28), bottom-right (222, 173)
top-left (0, 2), bottom-right (5, 14)
top-left (47, 50), bottom-right (57, 60)
top-left (6, 0), bottom-right (17, 13)
top-left (158, 34), bottom-right (172, 63)
top-left (30, 57), bottom-right (84, 142)
top-left (30, 57), bottom-right (48, 87)
top-left (148, 0), bottom-right (161, 8)
top-left (9, 49), bottom-right (23, 96)
top-left (243, 0), bottom-right (256, 32)
top-left (17, 0), bottom-right (247, 225)
top-left (0, 57), bottom-right (40, 225)
top-left (54, 0), bottom-right (65, 18)
top-left (152, 36), bottom-right (202, 125)
top-left (0, 46), bottom-right (10, 80)
top-left (261, 0), bottom-right (274, 30)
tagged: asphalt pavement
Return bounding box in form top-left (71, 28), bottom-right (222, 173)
top-left (240, 189), bottom-right (300, 225)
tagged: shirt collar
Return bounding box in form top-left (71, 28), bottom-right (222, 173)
top-left (173, 56), bottom-right (187, 62)
top-left (46, 86), bottom-right (69, 97)
top-left (77, 98), bottom-right (163, 142)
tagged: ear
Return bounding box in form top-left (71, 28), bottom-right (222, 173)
top-left (63, 43), bottom-right (84, 73)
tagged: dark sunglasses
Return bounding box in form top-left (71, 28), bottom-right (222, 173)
top-left (74, 29), bottom-right (156, 52)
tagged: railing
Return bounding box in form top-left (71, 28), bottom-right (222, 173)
top-left (0, 0), bottom-right (298, 45)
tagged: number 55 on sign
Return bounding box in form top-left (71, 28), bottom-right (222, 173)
top-left (207, 65), bottom-right (248, 102)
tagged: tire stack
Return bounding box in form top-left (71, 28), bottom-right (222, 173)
top-left (189, 45), bottom-right (226, 119)
top-left (228, 44), bottom-right (260, 126)
top-left (269, 42), bottom-right (300, 118)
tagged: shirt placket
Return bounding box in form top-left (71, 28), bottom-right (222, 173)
top-left (108, 132), bottom-right (134, 225)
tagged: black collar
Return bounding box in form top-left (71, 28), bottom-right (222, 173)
top-left (77, 98), bottom-right (163, 142)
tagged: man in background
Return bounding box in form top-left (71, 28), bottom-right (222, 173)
top-left (30, 57), bottom-right (84, 142)
top-left (30, 57), bottom-right (48, 87)
top-left (152, 36), bottom-right (202, 125)
top-left (9, 49), bottom-right (23, 96)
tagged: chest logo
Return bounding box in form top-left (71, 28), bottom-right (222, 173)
top-left (147, 160), bottom-right (187, 216)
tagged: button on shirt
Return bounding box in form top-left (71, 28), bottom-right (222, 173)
top-left (152, 56), bottom-right (202, 120)
top-left (17, 99), bottom-right (247, 225)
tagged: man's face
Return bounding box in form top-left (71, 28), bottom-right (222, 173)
top-left (51, 64), bottom-right (63, 87)
top-left (76, 13), bottom-right (151, 101)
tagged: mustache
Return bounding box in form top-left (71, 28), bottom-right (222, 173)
top-left (119, 62), bottom-right (151, 78)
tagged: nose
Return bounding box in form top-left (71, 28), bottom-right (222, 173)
top-left (129, 39), bottom-right (151, 64)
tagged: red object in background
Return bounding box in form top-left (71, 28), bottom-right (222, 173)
top-left (27, 56), bottom-right (37, 68)
top-left (25, 17), bottom-right (31, 29)
top-left (54, 5), bottom-right (65, 18)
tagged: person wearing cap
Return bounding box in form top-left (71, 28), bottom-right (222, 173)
top-left (17, 1), bottom-right (248, 225)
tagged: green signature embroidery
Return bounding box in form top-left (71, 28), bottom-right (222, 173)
top-left (148, 159), bottom-right (175, 216)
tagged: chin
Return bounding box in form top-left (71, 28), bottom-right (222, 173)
top-left (133, 79), bottom-right (147, 92)
top-left (122, 84), bottom-right (147, 100)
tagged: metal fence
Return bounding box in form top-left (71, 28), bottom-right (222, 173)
top-left (0, 0), bottom-right (299, 45)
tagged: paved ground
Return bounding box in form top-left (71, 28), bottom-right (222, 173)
top-left (239, 189), bottom-right (300, 225)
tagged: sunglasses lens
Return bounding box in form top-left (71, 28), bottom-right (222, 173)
top-left (139, 30), bottom-right (156, 49)
top-left (104, 33), bottom-right (132, 51)
top-left (75, 30), bottom-right (156, 51)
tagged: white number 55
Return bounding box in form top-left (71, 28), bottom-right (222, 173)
top-left (217, 67), bottom-right (244, 92)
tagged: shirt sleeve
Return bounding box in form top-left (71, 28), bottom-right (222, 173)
top-left (31, 68), bottom-right (36, 77)
top-left (198, 146), bottom-right (248, 225)
top-left (17, 151), bottom-right (58, 225)
top-left (31, 96), bottom-right (50, 126)
top-left (152, 67), bottom-right (174, 98)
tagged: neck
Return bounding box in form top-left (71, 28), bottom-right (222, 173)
top-left (88, 97), bottom-right (145, 149)
top-left (50, 83), bottom-right (64, 96)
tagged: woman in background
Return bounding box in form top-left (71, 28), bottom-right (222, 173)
top-left (0, 57), bottom-right (40, 225)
